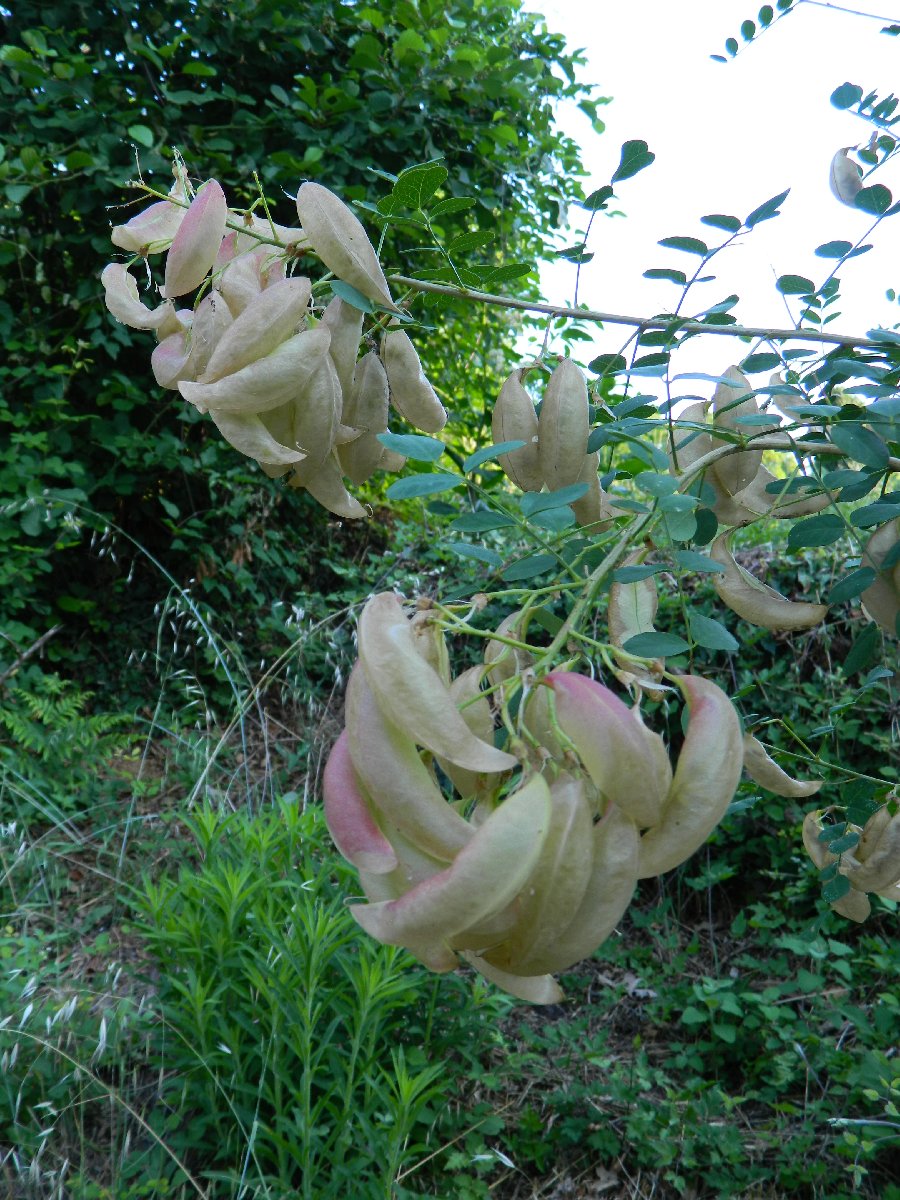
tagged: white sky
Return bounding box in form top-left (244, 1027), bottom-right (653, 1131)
top-left (520, 0), bottom-right (900, 379)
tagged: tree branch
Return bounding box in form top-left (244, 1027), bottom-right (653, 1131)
top-left (388, 275), bottom-right (890, 350)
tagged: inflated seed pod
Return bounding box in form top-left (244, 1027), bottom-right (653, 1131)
top-left (709, 532), bottom-right (828, 631)
top-left (358, 593), bottom-right (517, 775)
top-left (492, 369), bottom-right (543, 491)
top-left (487, 796), bottom-right (639, 978)
top-left (163, 179), bottom-right (227, 299)
top-left (338, 350), bottom-right (392, 484)
top-left (289, 451), bottom-right (366, 519)
top-left (538, 358), bottom-right (590, 490)
top-left (710, 367), bottom-right (763, 497)
top-left (637, 675), bottom-right (743, 878)
top-left (480, 772), bottom-right (594, 975)
top-left (179, 327), bottom-right (331, 416)
top-left (801, 809), bottom-right (871, 922)
top-left (434, 667), bottom-right (502, 801)
top-left (860, 517), bottom-right (900, 636)
top-left (382, 329), bottom-right (448, 433)
top-left (200, 276), bottom-right (311, 382)
top-left (349, 772), bottom-right (551, 973)
top-left (321, 295), bottom-right (365, 404)
top-left (742, 735), bottom-right (823, 797)
top-left (830, 148), bottom-right (863, 207)
top-left (295, 181), bottom-right (396, 309)
top-left (484, 611), bottom-right (535, 692)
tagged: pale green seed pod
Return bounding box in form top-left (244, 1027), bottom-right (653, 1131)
top-left (538, 358), bottom-right (589, 490)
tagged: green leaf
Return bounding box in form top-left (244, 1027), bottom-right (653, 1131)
top-left (451, 511), bottom-right (516, 532)
top-left (842, 622), bottom-right (881, 676)
top-left (850, 503), bottom-right (899, 529)
top-left (759, 5), bottom-right (775, 26)
top-left (701, 213), bottom-right (741, 232)
top-left (855, 184), bottom-right (893, 215)
top-left (690, 613), bottom-right (739, 653)
top-left (830, 422), bottom-right (890, 469)
top-left (623, 632), bottom-right (691, 657)
top-left (385, 473), bottom-right (463, 500)
top-left (530, 506), bottom-right (576, 532)
top-left (786, 514), bottom-right (845, 550)
top-left (127, 124), bottom-right (155, 148)
top-left (725, 36), bottom-right (739, 56)
top-left (672, 550), bottom-right (726, 575)
top-left (183, 61), bottom-right (217, 77)
top-left (635, 472), bottom-right (678, 497)
top-left (777, 274), bottom-right (815, 295)
top-left (448, 230), bottom-right (494, 253)
top-left (330, 280), bottom-right (375, 313)
top-left (428, 196), bottom-right (475, 218)
top-left (377, 433), bottom-right (445, 462)
top-left (392, 162), bottom-right (449, 210)
top-left (611, 139), bottom-right (655, 183)
top-left (530, 607), bottom-right (564, 635)
top-left (658, 494), bottom-right (698, 513)
top-left (831, 82), bottom-right (863, 109)
top-left (829, 830), bottom-right (862, 855)
top-left (483, 262), bottom-right (533, 285)
top-left (582, 185), bottom-right (615, 210)
top-left (692, 508), bottom-right (719, 545)
top-left (822, 876), bottom-right (851, 903)
top-left (520, 484), bottom-right (588, 516)
top-left (741, 19), bottom-right (757, 40)
top-left (643, 268), bottom-right (688, 285)
top-left (20, 506), bottom-right (43, 536)
top-left (612, 564), bottom-right (666, 583)
top-left (745, 189), bottom-right (790, 227)
top-left (463, 441), bottom-right (526, 472)
top-left (501, 554), bottom-right (556, 582)
top-left (815, 240), bottom-right (854, 258)
top-left (444, 543), bottom-right (502, 567)
top-left (588, 353), bottom-right (627, 376)
top-left (740, 352), bottom-right (782, 373)
top-left (658, 236), bottom-right (709, 256)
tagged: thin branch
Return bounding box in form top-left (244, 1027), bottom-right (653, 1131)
top-left (388, 275), bottom-right (890, 350)
top-left (0, 624), bottom-right (63, 690)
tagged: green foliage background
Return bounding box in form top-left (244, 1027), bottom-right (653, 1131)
top-left (0, 0), bottom-right (603, 690)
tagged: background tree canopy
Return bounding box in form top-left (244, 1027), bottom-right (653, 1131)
top-left (0, 0), bottom-right (604, 688)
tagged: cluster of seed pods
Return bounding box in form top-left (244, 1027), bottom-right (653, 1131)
top-left (803, 804), bottom-right (900, 921)
top-left (101, 165), bottom-right (447, 516)
top-left (492, 360), bottom-right (620, 530)
top-left (323, 592), bottom-right (759, 1002)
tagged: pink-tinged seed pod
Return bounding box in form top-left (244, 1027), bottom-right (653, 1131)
top-left (111, 197), bottom-right (187, 255)
top-left (830, 148), bottom-right (863, 207)
top-left (163, 179), bottom-right (227, 299)
top-left (100, 264), bottom-right (176, 331)
top-left (151, 330), bottom-right (191, 390)
top-left (538, 358), bottom-right (589, 490)
top-left (742, 735), bottom-right (822, 798)
top-left (710, 367), bottom-right (763, 497)
top-left (382, 329), bottom-right (448, 433)
top-left (490, 798), bottom-right (639, 978)
top-left (349, 772), bottom-right (551, 972)
top-left (637, 675), bottom-right (743, 878)
top-left (179, 327), bottom-right (331, 416)
top-left (209, 409), bottom-right (306, 466)
top-left (492, 369), bottom-right (543, 492)
top-left (323, 730), bottom-right (398, 874)
top-left (345, 665), bottom-right (474, 860)
top-left (482, 772), bottom-right (594, 974)
top-left (709, 532), bottom-right (828, 630)
top-left (358, 593), bottom-right (517, 774)
top-left (543, 672), bottom-right (672, 829)
top-left (296, 181), bottom-right (396, 309)
top-left (200, 277), bottom-right (311, 382)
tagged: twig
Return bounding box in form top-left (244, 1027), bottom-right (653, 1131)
top-left (0, 624), bottom-right (63, 689)
top-left (388, 274), bottom-right (889, 349)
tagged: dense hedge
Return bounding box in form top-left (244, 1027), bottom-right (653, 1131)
top-left (0, 0), bottom-right (604, 683)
